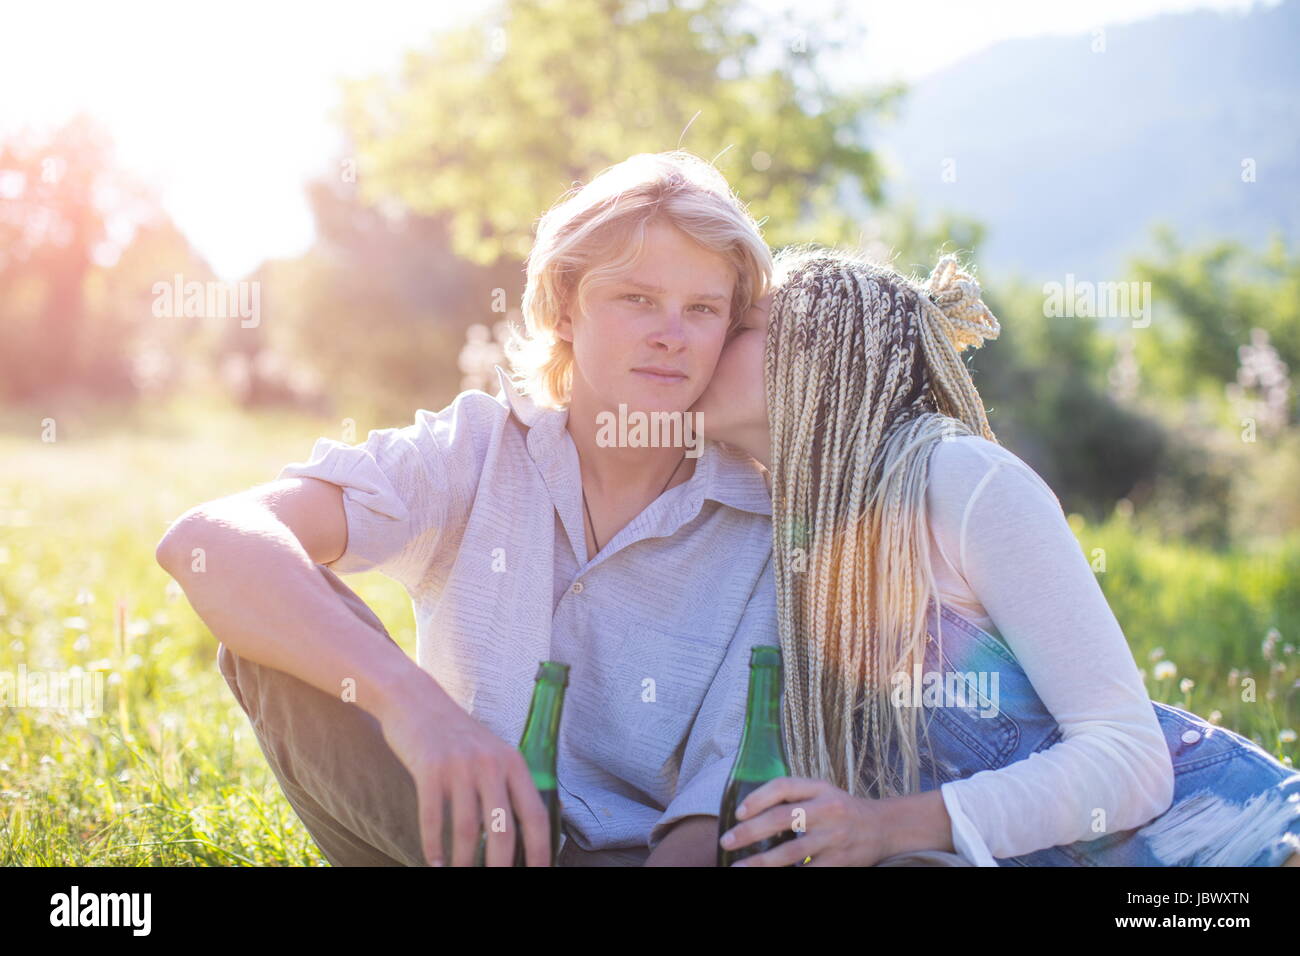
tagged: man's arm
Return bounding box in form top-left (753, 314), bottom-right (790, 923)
top-left (155, 477), bottom-right (438, 721)
top-left (643, 815), bottom-right (719, 866)
top-left (157, 477), bottom-right (551, 867)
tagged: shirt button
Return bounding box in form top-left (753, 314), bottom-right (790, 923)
top-left (1181, 730), bottom-right (1201, 744)
top-left (571, 581), bottom-right (584, 594)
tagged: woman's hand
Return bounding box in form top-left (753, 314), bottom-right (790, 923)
top-left (718, 776), bottom-right (956, 866)
top-left (718, 776), bottom-right (893, 866)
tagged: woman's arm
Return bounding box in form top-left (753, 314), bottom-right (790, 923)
top-left (716, 436), bottom-right (1173, 866)
top-left (924, 437), bottom-right (1176, 862)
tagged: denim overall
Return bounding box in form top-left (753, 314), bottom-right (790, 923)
top-left (879, 604), bottom-right (1300, 866)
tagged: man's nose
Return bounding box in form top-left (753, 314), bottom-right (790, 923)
top-left (647, 306), bottom-right (689, 347)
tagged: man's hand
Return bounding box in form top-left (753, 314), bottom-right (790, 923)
top-left (643, 815), bottom-right (720, 866)
top-left (377, 672), bottom-right (553, 867)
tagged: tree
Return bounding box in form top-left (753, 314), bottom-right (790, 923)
top-left (337, 0), bottom-right (901, 266)
top-left (0, 115), bottom-right (174, 400)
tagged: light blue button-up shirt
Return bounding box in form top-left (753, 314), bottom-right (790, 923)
top-left (277, 365), bottom-right (777, 865)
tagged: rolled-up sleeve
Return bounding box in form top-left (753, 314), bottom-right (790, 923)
top-left (648, 553), bottom-right (778, 850)
top-left (276, 395), bottom-right (488, 591)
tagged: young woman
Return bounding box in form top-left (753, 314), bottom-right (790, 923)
top-left (158, 150), bottom-right (780, 867)
top-left (693, 246), bottom-right (1300, 867)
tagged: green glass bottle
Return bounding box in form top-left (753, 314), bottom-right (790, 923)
top-left (718, 645), bottom-right (801, 867)
top-left (471, 660), bottom-right (568, 866)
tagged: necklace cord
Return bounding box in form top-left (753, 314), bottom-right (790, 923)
top-left (581, 451), bottom-right (686, 556)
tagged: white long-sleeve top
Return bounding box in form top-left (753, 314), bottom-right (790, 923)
top-left (922, 435), bottom-right (1176, 865)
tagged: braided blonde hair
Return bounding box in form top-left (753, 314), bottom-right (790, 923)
top-left (765, 245), bottom-right (1001, 800)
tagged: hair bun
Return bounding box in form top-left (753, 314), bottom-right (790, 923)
top-left (923, 255), bottom-right (1001, 353)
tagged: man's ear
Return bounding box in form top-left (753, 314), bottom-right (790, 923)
top-left (555, 312), bottom-right (574, 344)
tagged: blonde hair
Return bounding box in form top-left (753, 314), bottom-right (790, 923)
top-left (764, 245), bottom-right (1001, 800)
top-left (505, 150), bottom-right (773, 409)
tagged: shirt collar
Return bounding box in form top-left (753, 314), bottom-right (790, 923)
top-left (493, 364), bottom-right (550, 429)
top-left (492, 363), bottom-right (772, 518)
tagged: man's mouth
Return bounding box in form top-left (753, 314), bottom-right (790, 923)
top-left (632, 367), bottom-right (688, 384)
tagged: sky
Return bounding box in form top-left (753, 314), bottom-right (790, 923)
top-left (0, 0), bottom-right (1270, 279)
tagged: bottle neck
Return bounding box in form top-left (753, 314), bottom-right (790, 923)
top-left (519, 680), bottom-right (565, 790)
top-left (735, 663), bottom-right (787, 777)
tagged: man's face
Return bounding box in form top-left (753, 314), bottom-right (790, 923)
top-left (559, 218), bottom-right (736, 416)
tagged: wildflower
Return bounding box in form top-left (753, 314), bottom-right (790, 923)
top-left (1153, 661), bottom-right (1177, 681)
top-left (1179, 678), bottom-right (1194, 694)
top-left (1228, 328), bottom-right (1291, 435)
top-left (1149, 646), bottom-right (1165, 662)
top-left (1279, 729), bottom-right (1297, 745)
top-left (1263, 628), bottom-right (1280, 661)
top-left (1208, 710), bottom-right (1222, 725)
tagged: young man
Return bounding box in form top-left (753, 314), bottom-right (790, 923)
top-left (156, 150), bottom-right (778, 866)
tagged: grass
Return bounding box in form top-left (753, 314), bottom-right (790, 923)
top-left (1, 390), bottom-right (414, 865)
top-left (1073, 512), bottom-right (1299, 751)
top-left (0, 391), bottom-right (1295, 864)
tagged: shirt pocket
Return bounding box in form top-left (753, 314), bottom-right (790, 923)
top-left (605, 623), bottom-right (728, 792)
top-left (914, 622), bottom-right (1023, 782)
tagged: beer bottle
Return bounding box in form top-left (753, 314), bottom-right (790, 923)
top-left (471, 660), bottom-right (568, 866)
top-left (718, 645), bottom-right (801, 866)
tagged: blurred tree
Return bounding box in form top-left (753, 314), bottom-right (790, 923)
top-left (263, 168), bottom-right (520, 424)
top-left (338, 0), bottom-right (900, 265)
top-left (0, 114), bottom-right (180, 401)
top-left (954, 278), bottom-right (1169, 526)
top-left (1125, 229), bottom-right (1300, 543)
top-left (1131, 227), bottom-right (1299, 415)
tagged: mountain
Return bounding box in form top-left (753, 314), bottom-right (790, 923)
top-left (861, 0), bottom-right (1300, 282)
